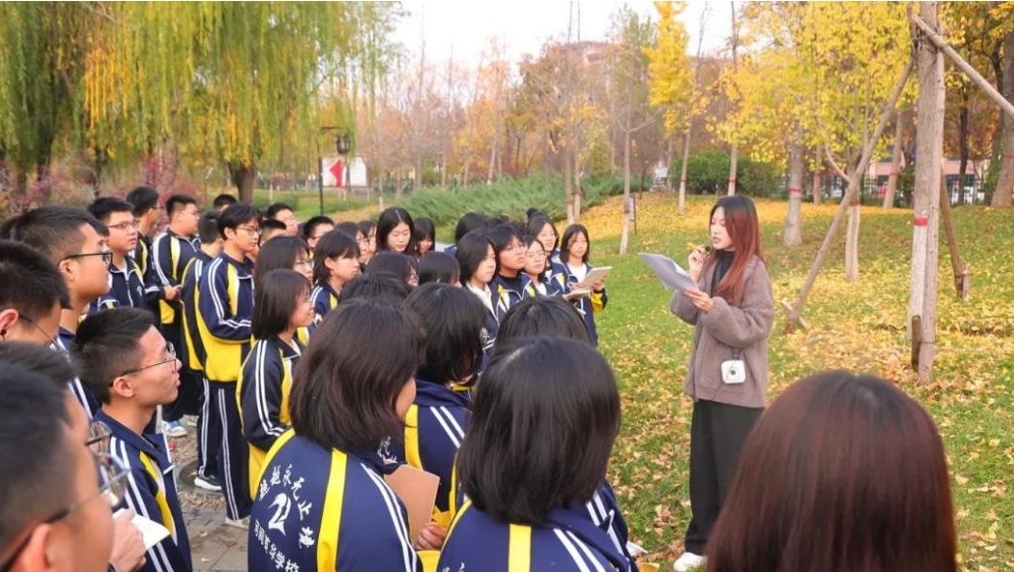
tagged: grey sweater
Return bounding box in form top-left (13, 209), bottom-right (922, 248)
top-left (670, 254), bottom-right (774, 408)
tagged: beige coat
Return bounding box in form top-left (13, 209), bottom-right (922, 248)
top-left (670, 255), bottom-right (774, 408)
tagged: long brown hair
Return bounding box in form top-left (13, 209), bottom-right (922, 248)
top-left (707, 371), bottom-right (957, 572)
top-left (703, 196), bottom-right (762, 304)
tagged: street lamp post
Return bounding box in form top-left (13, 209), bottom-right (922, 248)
top-left (316, 127), bottom-right (350, 216)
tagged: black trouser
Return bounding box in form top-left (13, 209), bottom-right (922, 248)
top-left (684, 399), bottom-right (763, 555)
top-left (209, 381), bottom-right (251, 520)
top-left (161, 323), bottom-right (203, 421)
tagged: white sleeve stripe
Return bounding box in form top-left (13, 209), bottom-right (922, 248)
top-left (437, 406), bottom-right (465, 439)
top-left (152, 234), bottom-right (172, 285)
top-left (429, 407), bottom-right (462, 449)
top-left (565, 530), bottom-right (608, 572)
top-left (254, 344), bottom-right (285, 438)
top-left (206, 259), bottom-right (247, 329)
top-left (553, 529), bottom-right (596, 572)
top-left (113, 440), bottom-right (173, 572)
top-left (362, 465), bottom-right (417, 572)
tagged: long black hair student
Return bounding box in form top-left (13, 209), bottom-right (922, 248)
top-left (376, 207), bottom-right (416, 255)
top-left (439, 337), bottom-right (629, 572)
top-left (414, 217), bottom-right (436, 256)
top-left (249, 298), bottom-right (425, 570)
top-left (418, 251), bottom-right (460, 286)
top-left (367, 251), bottom-right (417, 287)
top-left (254, 236), bottom-right (312, 285)
top-left (310, 230), bottom-right (360, 324)
top-left (238, 269), bottom-right (314, 496)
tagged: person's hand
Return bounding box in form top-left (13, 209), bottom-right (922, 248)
top-left (163, 285), bottom-right (180, 301)
top-left (414, 522), bottom-right (447, 550)
top-left (590, 278), bottom-right (605, 292)
top-left (683, 287), bottom-right (714, 313)
top-left (688, 248), bottom-right (706, 282)
top-left (109, 510), bottom-right (146, 572)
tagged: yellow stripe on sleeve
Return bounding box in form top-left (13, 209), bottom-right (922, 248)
top-left (316, 450), bottom-right (348, 571)
top-left (404, 404), bottom-right (422, 469)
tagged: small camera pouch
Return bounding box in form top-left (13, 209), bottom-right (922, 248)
top-left (721, 351), bottom-right (746, 385)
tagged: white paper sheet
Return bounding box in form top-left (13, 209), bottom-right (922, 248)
top-left (639, 252), bottom-right (698, 291)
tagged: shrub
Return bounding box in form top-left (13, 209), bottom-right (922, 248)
top-left (678, 151), bottom-right (780, 197)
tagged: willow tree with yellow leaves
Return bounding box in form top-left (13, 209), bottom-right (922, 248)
top-left (719, 2), bottom-right (912, 272)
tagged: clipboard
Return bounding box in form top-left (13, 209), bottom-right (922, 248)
top-left (582, 266), bottom-right (611, 285)
top-left (384, 464), bottom-right (440, 539)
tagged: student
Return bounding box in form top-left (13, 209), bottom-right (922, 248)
top-left (445, 212), bottom-right (487, 256)
top-left (488, 225), bottom-right (529, 316)
top-left (310, 230), bottom-right (361, 325)
top-left (455, 230), bottom-right (500, 356)
top-left (124, 186), bottom-right (161, 280)
top-left (196, 203), bottom-right (261, 527)
top-left (87, 198), bottom-right (146, 311)
top-left (414, 217), bottom-right (436, 256)
top-left (0, 359), bottom-right (122, 572)
top-left (0, 239), bottom-right (69, 345)
top-left (248, 298), bottom-right (423, 572)
top-left (180, 212), bottom-right (224, 493)
top-left (438, 338), bottom-right (629, 572)
top-left (212, 193), bottom-right (239, 212)
top-left (151, 194), bottom-right (200, 437)
top-left (71, 308), bottom-right (193, 572)
top-left (396, 284), bottom-right (484, 517)
top-left (238, 269), bottom-right (314, 498)
top-left (258, 219), bottom-right (288, 245)
top-left (376, 206), bottom-right (416, 255)
top-left (669, 195), bottom-right (774, 572)
top-left (254, 236), bottom-right (313, 285)
top-left (2, 206), bottom-right (111, 416)
top-left (337, 273), bottom-right (411, 303)
top-left (557, 224), bottom-right (608, 346)
top-left (706, 371), bottom-right (957, 572)
top-left (519, 235), bottom-right (558, 298)
top-left (356, 220), bottom-right (378, 265)
top-left (497, 296), bottom-right (589, 344)
top-left (418, 251), bottom-right (459, 286)
top-left (367, 251), bottom-right (417, 287)
top-left (526, 215), bottom-right (560, 266)
top-left (302, 215), bottom-right (335, 251)
top-left (264, 202), bottom-right (299, 237)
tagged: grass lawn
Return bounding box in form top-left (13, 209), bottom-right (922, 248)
top-left (580, 193), bottom-right (1013, 571)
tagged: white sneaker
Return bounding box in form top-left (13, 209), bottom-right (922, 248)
top-left (673, 552), bottom-right (706, 572)
top-left (194, 474), bottom-right (222, 492)
top-left (223, 516), bottom-right (249, 530)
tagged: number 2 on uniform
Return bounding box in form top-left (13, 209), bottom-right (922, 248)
top-left (269, 493), bottom-right (292, 535)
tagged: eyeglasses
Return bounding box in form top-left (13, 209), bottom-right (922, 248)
top-left (118, 342), bottom-right (177, 378)
top-left (107, 220), bottom-right (140, 231)
top-left (236, 226), bottom-right (262, 237)
top-left (63, 251), bottom-right (113, 266)
top-left (505, 242), bottom-right (527, 254)
top-left (0, 422), bottom-right (128, 572)
top-left (16, 315), bottom-right (59, 346)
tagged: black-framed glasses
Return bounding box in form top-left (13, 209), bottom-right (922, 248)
top-left (236, 226), bottom-right (262, 237)
top-left (0, 422), bottom-right (128, 572)
top-left (16, 315), bottom-right (59, 346)
top-left (107, 220), bottom-right (140, 231)
top-left (118, 342), bottom-right (177, 378)
top-left (63, 251), bottom-right (113, 266)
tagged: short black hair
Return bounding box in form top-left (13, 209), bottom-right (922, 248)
top-left (218, 203), bottom-right (261, 238)
top-left (88, 197), bottom-right (134, 224)
top-left (125, 186), bottom-right (160, 216)
top-left (1, 206), bottom-right (107, 264)
top-left (560, 224), bottom-right (591, 264)
top-left (335, 221), bottom-right (360, 239)
top-left (406, 283), bottom-right (485, 385)
top-left (303, 216), bottom-right (335, 241)
top-left (454, 212), bottom-right (488, 244)
top-left (488, 224), bottom-right (521, 257)
top-left (497, 296), bottom-right (590, 345)
top-left (254, 236), bottom-right (310, 285)
top-left (313, 230), bottom-right (359, 284)
top-left (414, 218), bottom-right (435, 244)
top-left (0, 342), bottom-right (77, 392)
top-left (264, 203), bottom-right (294, 221)
top-left (290, 298), bottom-right (425, 452)
top-left (376, 207), bottom-right (416, 253)
top-left (71, 307), bottom-right (156, 404)
top-left (165, 194), bottom-right (197, 216)
top-left (197, 211), bottom-right (221, 244)
top-left (261, 218), bottom-right (288, 235)
top-left (526, 208), bottom-right (546, 221)
top-left (338, 273), bottom-right (410, 303)
top-left (366, 251), bottom-right (413, 284)
top-left (458, 337), bottom-right (620, 524)
top-left (357, 220), bottom-right (376, 237)
top-left (0, 363), bottom-right (75, 556)
top-left (252, 269), bottom-right (309, 340)
top-left (418, 251), bottom-right (459, 286)
top-left (212, 193), bottom-right (238, 209)
top-left (0, 240), bottom-right (70, 317)
top-left (456, 230), bottom-right (497, 286)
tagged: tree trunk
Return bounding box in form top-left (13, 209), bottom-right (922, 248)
top-left (487, 135), bottom-right (497, 185)
top-left (678, 129), bottom-right (691, 213)
top-left (229, 161), bottom-right (256, 204)
top-left (845, 198), bottom-right (861, 281)
top-left (812, 169), bottom-right (822, 206)
top-left (414, 155), bottom-right (423, 189)
top-left (784, 133), bottom-right (804, 246)
top-left (884, 112), bottom-right (904, 208)
top-left (727, 145), bottom-right (738, 196)
top-left (620, 131), bottom-right (632, 255)
top-left (909, 2), bottom-right (944, 383)
top-left (992, 31), bottom-right (1014, 206)
top-left (565, 142), bottom-right (575, 224)
top-left (957, 88), bottom-right (970, 205)
top-left (440, 153), bottom-right (447, 189)
top-left (572, 144), bottom-right (582, 222)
